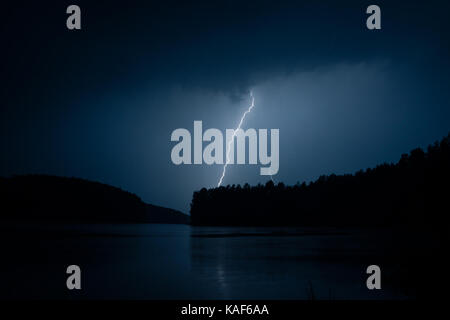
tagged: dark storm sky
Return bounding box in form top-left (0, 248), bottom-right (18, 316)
top-left (1, 0), bottom-right (450, 212)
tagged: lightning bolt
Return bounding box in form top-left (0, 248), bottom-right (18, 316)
top-left (217, 91), bottom-right (255, 187)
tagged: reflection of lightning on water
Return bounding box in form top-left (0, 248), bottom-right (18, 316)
top-left (217, 91), bottom-right (255, 187)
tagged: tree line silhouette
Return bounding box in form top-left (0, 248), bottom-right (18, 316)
top-left (191, 133), bottom-right (450, 227)
top-left (0, 175), bottom-right (189, 224)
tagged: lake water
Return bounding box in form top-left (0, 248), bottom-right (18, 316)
top-left (0, 223), bottom-right (407, 299)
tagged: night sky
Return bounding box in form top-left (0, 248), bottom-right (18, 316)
top-left (1, 0), bottom-right (450, 212)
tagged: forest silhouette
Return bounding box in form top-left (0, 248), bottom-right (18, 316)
top-left (191, 133), bottom-right (450, 228)
top-left (0, 175), bottom-right (189, 224)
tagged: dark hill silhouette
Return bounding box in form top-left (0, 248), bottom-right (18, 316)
top-left (191, 133), bottom-right (450, 228)
top-left (144, 203), bottom-right (189, 224)
top-left (0, 175), bottom-right (189, 224)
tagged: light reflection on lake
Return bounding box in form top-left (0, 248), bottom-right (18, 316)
top-left (0, 223), bottom-right (406, 299)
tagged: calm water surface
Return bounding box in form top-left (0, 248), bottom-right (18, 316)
top-left (1, 223), bottom-right (406, 299)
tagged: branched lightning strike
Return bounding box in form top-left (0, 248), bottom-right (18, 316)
top-left (217, 91), bottom-right (255, 187)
